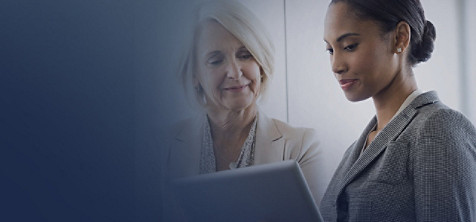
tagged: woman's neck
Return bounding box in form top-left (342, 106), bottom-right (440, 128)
top-left (206, 104), bottom-right (258, 139)
top-left (372, 70), bottom-right (417, 132)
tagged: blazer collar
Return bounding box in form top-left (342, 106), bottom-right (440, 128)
top-left (171, 114), bottom-right (205, 178)
top-left (337, 91), bottom-right (440, 192)
top-left (174, 114), bottom-right (204, 142)
top-left (256, 110), bottom-right (283, 141)
top-left (408, 90), bottom-right (439, 109)
top-left (254, 111), bottom-right (285, 164)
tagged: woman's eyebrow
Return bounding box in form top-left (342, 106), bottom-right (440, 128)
top-left (324, 32), bottom-right (360, 44)
top-left (205, 50), bottom-right (221, 58)
top-left (237, 46), bottom-right (248, 51)
top-left (336, 33), bottom-right (360, 42)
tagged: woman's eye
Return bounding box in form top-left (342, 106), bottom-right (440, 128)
top-left (237, 51), bottom-right (253, 60)
top-left (241, 54), bottom-right (253, 59)
top-left (326, 48), bottom-right (334, 55)
top-left (344, 43), bottom-right (358, 51)
top-left (209, 59), bottom-right (223, 65)
top-left (207, 56), bottom-right (224, 65)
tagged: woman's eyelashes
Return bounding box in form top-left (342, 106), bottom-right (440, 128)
top-left (344, 43), bottom-right (358, 52)
top-left (325, 43), bottom-right (358, 55)
top-left (207, 50), bottom-right (253, 66)
top-left (206, 52), bottom-right (224, 66)
top-left (237, 50), bottom-right (253, 60)
top-left (208, 56), bottom-right (224, 66)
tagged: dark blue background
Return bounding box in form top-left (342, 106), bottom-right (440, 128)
top-left (0, 0), bottom-right (190, 221)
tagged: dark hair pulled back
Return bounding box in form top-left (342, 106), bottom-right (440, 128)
top-left (330, 0), bottom-right (436, 65)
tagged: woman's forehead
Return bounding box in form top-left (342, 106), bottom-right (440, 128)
top-left (196, 21), bottom-right (244, 55)
top-left (324, 3), bottom-right (381, 43)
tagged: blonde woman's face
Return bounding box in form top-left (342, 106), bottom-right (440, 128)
top-left (195, 21), bottom-right (261, 111)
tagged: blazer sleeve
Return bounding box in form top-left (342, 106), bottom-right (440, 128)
top-left (413, 109), bottom-right (476, 221)
top-left (296, 128), bottom-right (328, 207)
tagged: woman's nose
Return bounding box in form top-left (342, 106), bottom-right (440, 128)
top-left (331, 55), bottom-right (347, 75)
top-left (226, 59), bottom-right (242, 79)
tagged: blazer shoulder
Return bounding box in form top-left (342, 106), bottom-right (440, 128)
top-left (171, 117), bottom-right (193, 133)
top-left (417, 103), bottom-right (474, 131)
top-left (171, 116), bottom-right (203, 140)
top-left (412, 104), bottom-right (476, 146)
top-left (269, 118), bottom-right (320, 158)
top-left (270, 117), bottom-right (318, 140)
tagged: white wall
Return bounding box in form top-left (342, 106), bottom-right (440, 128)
top-left (465, 0), bottom-right (476, 124)
top-left (416, 0), bottom-right (460, 111)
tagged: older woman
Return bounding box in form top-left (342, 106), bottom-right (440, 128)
top-left (162, 0), bottom-right (325, 219)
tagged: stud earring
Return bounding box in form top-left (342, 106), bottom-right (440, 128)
top-left (397, 48), bottom-right (402, 53)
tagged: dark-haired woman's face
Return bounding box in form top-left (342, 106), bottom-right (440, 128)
top-left (324, 2), bottom-right (400, 102)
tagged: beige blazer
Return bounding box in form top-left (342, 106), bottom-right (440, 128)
top-left (164, 111), bottom-right (326, 206)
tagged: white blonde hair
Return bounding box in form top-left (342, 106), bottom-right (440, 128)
top-left (178, 0), bottom-right (275, 108)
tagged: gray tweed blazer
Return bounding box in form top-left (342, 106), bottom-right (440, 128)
top-left (320, 91), bottom-right (476, 221)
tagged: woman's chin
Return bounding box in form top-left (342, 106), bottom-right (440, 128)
top-left (344, 92), bottom-right (368, 102)
top-left (223, 100), bottom-right (256, 112)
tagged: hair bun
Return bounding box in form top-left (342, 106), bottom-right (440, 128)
top-left (412, 20), bottom-right (436, 63)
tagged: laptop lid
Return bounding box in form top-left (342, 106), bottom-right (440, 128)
top-left (171, 160), bottom-right (323, 222)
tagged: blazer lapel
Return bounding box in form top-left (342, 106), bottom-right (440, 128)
top-left (338, 109), bottom-right (417, 190)
top-left (254, 111), bottom-right (284, 164)
top-left (170, 115), bottom-right (204, 178)
top-left (338, 117), bottom-right (378, 181)
top-left (336, 91), bottom-right (439, 193)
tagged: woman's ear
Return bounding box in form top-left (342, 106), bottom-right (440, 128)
top-left (394, 21), bottom-right (411, 54)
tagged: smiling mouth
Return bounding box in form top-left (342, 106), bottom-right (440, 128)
top-left (224, 84), bottom-right (249, 91)
top-left (339, 79), bottom-right (358, 90)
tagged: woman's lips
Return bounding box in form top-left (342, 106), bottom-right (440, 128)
top-left (339, 79), bottom-right (358, 90)
top-left (224, 84), bottom-right (249, 91)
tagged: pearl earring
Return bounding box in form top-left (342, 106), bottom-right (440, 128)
top-left (397, 48), bottom-right (402, 53)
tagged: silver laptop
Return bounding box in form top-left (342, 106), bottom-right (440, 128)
top-left (172, 160), bottom-right (323, 222)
